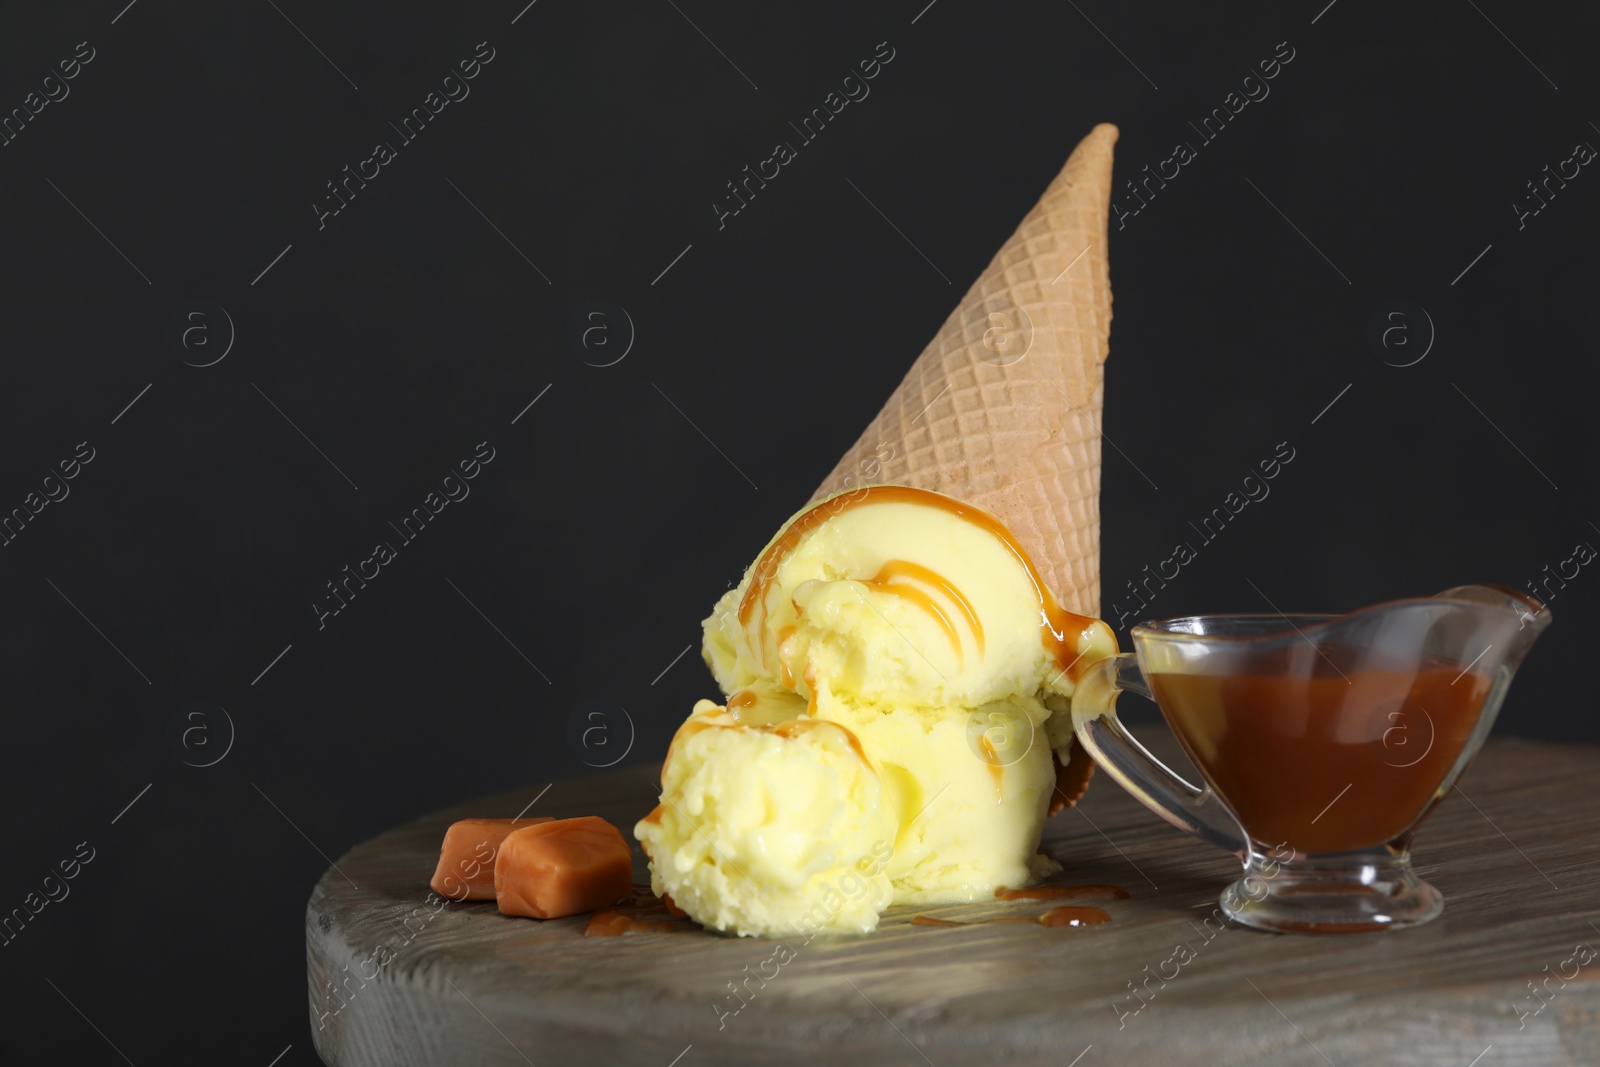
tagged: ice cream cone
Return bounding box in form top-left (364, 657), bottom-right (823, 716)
top-left (810, 123), bottom-right (1118, 810)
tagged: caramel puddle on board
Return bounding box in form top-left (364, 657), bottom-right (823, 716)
top-left (910, 907), bottom-right (1111, 928)
top-left (585, 887), bottom-right (697, 937)
top-left (910, 884), bottom-right (1127, 928)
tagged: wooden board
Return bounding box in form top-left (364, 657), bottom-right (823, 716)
top-left (307, 729), bottom-right (1600, 1066)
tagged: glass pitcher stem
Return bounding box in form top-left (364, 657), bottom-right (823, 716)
top-left (1221, 846), bottom-right (1443, 934)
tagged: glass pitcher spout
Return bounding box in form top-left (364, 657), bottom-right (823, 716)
top-left (1433, 583), bottom-right (1552, 669)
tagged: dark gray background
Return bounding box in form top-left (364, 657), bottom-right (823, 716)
top-left (1, 0), bottom-right (1594, 1063)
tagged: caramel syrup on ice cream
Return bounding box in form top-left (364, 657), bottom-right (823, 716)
top-left (737, 486), bottom-right (1107, 683)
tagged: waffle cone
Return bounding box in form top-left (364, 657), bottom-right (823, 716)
top-left (811, 123), bottom-right (1116, 613)
top-left (809, 123), bottom-right (1118, 809)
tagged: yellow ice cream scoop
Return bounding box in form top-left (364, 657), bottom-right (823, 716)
top-left (636, 697), bottom-right (896, 937)
top-left (638, 486), bottom-right (1117, 937)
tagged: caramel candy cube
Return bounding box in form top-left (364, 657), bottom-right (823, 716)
top-left (494, 816), bottom-right (633, 919)
top-left (430, 817), bottom-right (551, 901)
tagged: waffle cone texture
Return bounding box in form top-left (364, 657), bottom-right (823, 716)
top-left (811, 123), bottom-right (1117, 619)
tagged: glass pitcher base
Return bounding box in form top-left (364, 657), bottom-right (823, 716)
top-left (1219, 850), bottom-right (1443, 934)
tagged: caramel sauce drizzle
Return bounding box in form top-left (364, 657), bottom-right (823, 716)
top-left (736, 486), bottom-right (1104, 683)
top-left (976, 733), bottom-right (1006, 801)
top-left (766, 718), bottom-right (873, 768)
top-left (874, 559), bottom-right (986, 656)
top-left (775, 626), bottom-right (796, 688)
top-left (658, 715), bottom-right (873, 783)
top-left (861, 559), bottom-right (987, 666)
top-left (866, 566), bottom-right (965, 663)
top-left (1048, 741), bottom-right (1097, 815)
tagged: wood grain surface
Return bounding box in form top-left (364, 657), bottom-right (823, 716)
top-left (306, 729), bottom-right (1600, 1066)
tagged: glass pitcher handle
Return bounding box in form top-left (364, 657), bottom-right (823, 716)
top-left (1072, 654), bottom-right (1248, 858)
